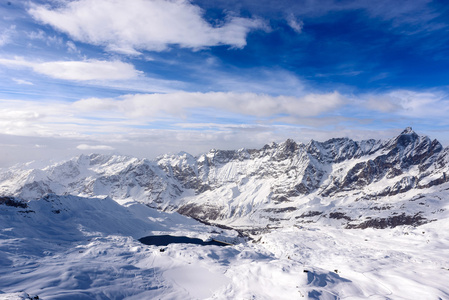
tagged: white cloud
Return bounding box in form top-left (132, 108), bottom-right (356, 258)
top-left (66, 41), bottom-right (79, 54)
top-left (27, 29), bottom-right (46, 40)
top-left (26, 29), bottom-right (66, 48)
top-left (2, 89), bottom-right (449, 168)
top-left (77, 144), bottom-right (115, 151)
top-left (28, 0), bottom-right (265, 54)
top-left (0, 57), bottom-right (141, 81)
top-left (0, 91), bottom-right (346, 144)
top-left (287, 14), bottom-right (303, 33)
top-left (35, 60), bottom-right (141, 81)
top-left (0, 25), bottom-right (15, 47)
top-left (73, 91), bottom-right (345, 119)
top-left (364, 90), bottom-right (449, 118)
top-left (45, 35), bottom-right (64, 47)
top-left (4, 90), bottom-right (448, 144)
top-left (12, 78), bottom-right (34, 85)
top-left (0, 57), bottom-right (32, 68)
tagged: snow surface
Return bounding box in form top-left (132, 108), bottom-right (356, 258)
top-left (1, 194), bottom-right (449, 299)
top-left (1, 129), bottom-right (449, 299)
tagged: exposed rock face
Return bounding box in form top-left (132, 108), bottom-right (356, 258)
top-left (321, 128), bottom-right (444, 196)
top-left (346, 213), bottom-right (428, 229)
top-left (158, 127), bottom-right (447, 204)
top-left (0, 127), bottom-right (448, 228)
top-left (0, 196), bottom-right (28, 208)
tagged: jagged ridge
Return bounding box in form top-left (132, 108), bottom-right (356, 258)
top-left (0, 127), bottom-right (448, 228)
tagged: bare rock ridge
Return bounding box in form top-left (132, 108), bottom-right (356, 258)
top-left (160, 126), bottom-right (446, 198)
top-left (1, 127), bottom-right (448, 229)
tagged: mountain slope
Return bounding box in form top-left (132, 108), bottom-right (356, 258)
top-left (0, 194), bottom-right (240, 299)
top-left (1, 194), bottom-right (448, 299)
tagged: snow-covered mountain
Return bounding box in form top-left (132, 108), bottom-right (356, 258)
top-left (0, 154), bottom-right (183, 208)
top-left (0, 127), bottom-right (447, 230)
top-left (1, 127), bottom-right (449, 299)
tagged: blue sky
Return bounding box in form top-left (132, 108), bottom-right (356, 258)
top-left (1, 0), bottom-right (449, 166)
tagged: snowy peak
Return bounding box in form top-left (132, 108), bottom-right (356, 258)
top-left (400, 126), bottom-right (415, 135)
top-left (382, 128), bottom-right (443, 170)
top-left (305, 137), bottom-right (381, 163)
top-left (385, 127), bottom-right (440, 154)
top-left (320, 129), bottom-right (445, 198)
top-left (279, 138), bottom-right (299, 153)
top-left (0, 153), bottom-right (184, 209)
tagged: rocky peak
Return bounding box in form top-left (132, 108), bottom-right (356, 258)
top-left (395, 127), bottom-right (419, 148)
top-left (306, 139), bottom-right (322, 155)
top-left (381, 127), bottom-right (443, 169)
top-left (262, 142), bottom-right (277, 150)
top-left (384, 127), bottom-right (419, 150)
top-left (307, 138), bottom-right (360, 163)
top-left (401, 126), bottom-right (415, 135)
top-left (280, 139), bottom-right (298, 152)
top-left (269, 139), bottom-right (300, 161)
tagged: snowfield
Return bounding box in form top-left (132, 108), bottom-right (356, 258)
top-left (1, 194), bottom-right (449, 299)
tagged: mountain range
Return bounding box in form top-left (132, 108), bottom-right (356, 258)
top-left (1, 127), bottom-right (447, 231)
top-left (1, 127), bottom-right (449, 299)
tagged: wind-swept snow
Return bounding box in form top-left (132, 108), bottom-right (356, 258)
top-left (1, 194), bottom-right (449, 299)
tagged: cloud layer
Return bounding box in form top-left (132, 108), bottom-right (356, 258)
top-left (0, 91), bottom-right (347, 140)
top-left (364, 90), bottom-right (449, 118)
top-left (29, 0), bottom-right (265, 54)
top-left (1, 89), bottom-right (449, 168)
top-left (0, 57), bottom-right (141, 81)
top-left (3, 90), bottom-right (448, 141)
top-left (4, 89), bottom-right (449, 145)
top-left (73, 91), bottom-right (346, 119)
top-left (77, 144), bottom-right (115, 151)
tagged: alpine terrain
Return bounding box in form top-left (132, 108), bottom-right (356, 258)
top-left (1, 127), bottom-right (449, 299)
